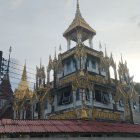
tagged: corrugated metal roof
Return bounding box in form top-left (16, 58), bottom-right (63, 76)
top-left (0, 119), bottom-right (140, 134)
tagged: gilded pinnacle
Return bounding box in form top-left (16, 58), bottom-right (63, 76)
top-left (75, 0), bottom-right (82, 17)
top-left (21, 63), bottom-right (27, 81)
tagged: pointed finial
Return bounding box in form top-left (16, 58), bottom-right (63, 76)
top-left (105, 44), bottom-right (108, 57)
top-left (40, 58), bottom-right (42, 68)
top-left (121, 53), bottom-right (123, 63)
top-left (22, 61), bottom-right (27, 81)
top-left (6, 46), bottom-right (12, 79)
top-left (110, 52), bottom-right (113, 58)
top-left (59, 44), bottom-right (62, 53)
top-left (49, 55), bottom-right (52, 60)
top-left (75, 0), bottom-right (82, 17)
top-left (99, 41), bottom-right (102, 51)
top-left (54, 46), bottom-right (57, 60)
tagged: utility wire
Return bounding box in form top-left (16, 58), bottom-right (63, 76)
top-left (10, 81), bottom-right (34, 90)
top-left (10, 60), bottom-right (36, 72)
top-left (9, 71), bottom-right (36, 81)
top-left (2, 60), bottom-right (36, 75)
top-left (9, 75), bottom-right (35, 84)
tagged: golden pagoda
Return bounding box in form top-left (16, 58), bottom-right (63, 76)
top-left (13, 63), bottom-right (34, 119)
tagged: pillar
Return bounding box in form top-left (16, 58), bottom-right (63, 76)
top-left (67, 38), bottom-right (71, 50)
top-left (89, 36), bottom-right (93, 48)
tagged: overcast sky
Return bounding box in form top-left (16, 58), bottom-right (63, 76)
top-left (0, 0), bottom-right (140, 83)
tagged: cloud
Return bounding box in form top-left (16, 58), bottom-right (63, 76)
top-left (10, 0), bottom-right (24, 9)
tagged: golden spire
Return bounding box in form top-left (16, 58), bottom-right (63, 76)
top-left (21, 61), bottom-right (27, 81)
top-left (63, 0), bottom-right (96, 42)
top-left (14, 61), bottom-right (33, 100)
top-left (75, 0), bottom-right (82, 17)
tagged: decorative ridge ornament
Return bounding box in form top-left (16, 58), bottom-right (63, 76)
top-left (75, 0), bottom-right (82, 18)
top-left (21, 61), bottom-right (27, 81)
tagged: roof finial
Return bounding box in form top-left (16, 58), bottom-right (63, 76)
top-left (54, 46), bottom-right (57, 60)
top-left (5, 46), bottom-right (12, 80)
top-left (105, 44), bottom-right (108, 57)
top-left (22, 60), bottom-right (27, 81)
top-left (121, 53), bottom-right (123, 63)
top-left (59, 44), bottom-right (62, 54)
top-left (99, 41), bottom-right (102, 51)
top-left (75, 0), bottom-right (82, 17)
top-left (40, 58), bottom-right (42, 68)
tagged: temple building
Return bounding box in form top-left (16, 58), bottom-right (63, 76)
top-left (13, 63), bottom-right (36, 119)
top-left (40, 0), bottom-right (140, 124)
top-left (11, 0), bottom-right (140, 124)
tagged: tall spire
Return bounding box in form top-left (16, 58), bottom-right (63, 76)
top-left (54, 46), bottom-right (57, 60)
top-left (105, 45), bottom-right (108, 57)
top-left (21, 61), bottom-right (27, 81)
top-left (63, 0), bottom-right (96, 44)
top-left (75, 0), bottom-right (82, 17)
top-left (40, 58), bottom-right (42, 68)
top-left (121, 53), bottom-right (123, 63)
top-left (5, 46), bottom-right (12, 80)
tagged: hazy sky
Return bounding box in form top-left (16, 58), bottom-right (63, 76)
top-left (0, 0), bottom-right (140, 83)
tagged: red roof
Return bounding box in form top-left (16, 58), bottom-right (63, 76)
top-left (0, 119), bottom-right (140, 134)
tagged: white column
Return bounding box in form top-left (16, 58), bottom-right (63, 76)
top-left (67, 38), bottom-right (71, 50)
top-left (89, 36), bottom-right (93, 48)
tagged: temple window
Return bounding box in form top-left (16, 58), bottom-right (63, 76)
top-left (133, 102), bottom-right (137, 109)
top-left (76, 88), bottom-right (80, 101)
top-left (62, 91), bottom-right (71, 104)
top-left (102, 92), bottom-right (110, 104)
top-left (44, 99), bottom-right (48, 109)
top-left (67, 61), bottom-right (71, 72)
top-left (85, 59), bottom-right (89, 70)
top-left (91, 60), bottom-right (96, 69)
top-left (57, 87), bottom-right (72, 105)
top-left (119, 99), bottom-right (124, 107)
top-left (95, 90), bottom-right (102, 102)
top-left (85, 88), bottom-right (90, 101)
top-left (73, 59), bottom-right (77, 70)
top-left (51, 105), bottom-right (54, 113)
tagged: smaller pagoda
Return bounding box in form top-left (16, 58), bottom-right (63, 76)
top-left (13, 63), bottom-right (35, 119)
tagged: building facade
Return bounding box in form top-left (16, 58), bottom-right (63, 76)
top-left (39, 0), bottom-right (140, 124)
top-left (10, 1), bottom-right (140, 124)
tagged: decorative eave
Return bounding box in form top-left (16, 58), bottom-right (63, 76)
top-left (63, 17), bottom-right (96, 37)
